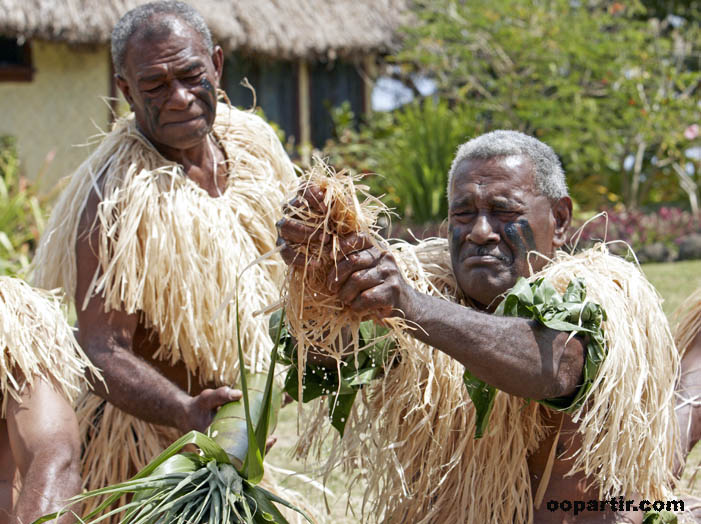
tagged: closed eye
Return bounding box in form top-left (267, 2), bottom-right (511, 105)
top-left (144, 84), bottom-right (164, 94)
top-left (450, 210), bottom-right (475, 221)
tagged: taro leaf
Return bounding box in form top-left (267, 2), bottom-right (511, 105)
top-left (284, 364), bottom-right (327, 402)
top-left (462, 369), bottom-right (496, 439)
top-left (329, 390), bottom-right (357, 436)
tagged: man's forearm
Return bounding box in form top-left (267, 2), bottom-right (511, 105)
top-left (12, 452), bottom-right (81, 524)
top-left (86, 342), bottom-right (191, 431)
top-left (402, 289), bottom-right (585, 400)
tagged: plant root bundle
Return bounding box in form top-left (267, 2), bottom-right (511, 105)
top-left (0, 276), bottom-right (99, 416)
top-left (282, 159), bottom-right (396, 395)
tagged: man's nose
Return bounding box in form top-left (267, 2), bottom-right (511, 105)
top-left (467, 214), bottom-right (500, 244)
top-left (166, 81), bottom-right (194, 110)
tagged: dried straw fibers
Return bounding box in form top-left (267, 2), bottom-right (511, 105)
top-left (0, 276), bottom-right (98, 416)
top-left (283, 169), bottom-right (680, 523)
top-left (33, 100), bottom-right (296, 381)
top-left (281, 160), bottom-right (402, 402)
top-left (675, 287), bottom-right (701, 359)
top-left (32, 100), bottom-right (296, 516)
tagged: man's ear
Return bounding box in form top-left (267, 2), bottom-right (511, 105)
top-left (552, 196), bottom-right (572, 249)
top-left (115, 75), bottom-right (133, 108)
top-left (211, 45), bottom-right (224, 87)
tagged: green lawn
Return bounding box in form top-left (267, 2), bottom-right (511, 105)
top-left (267, 259), bottom-right (701, 522)
top-left (643, 259), bottom-right (701, 319)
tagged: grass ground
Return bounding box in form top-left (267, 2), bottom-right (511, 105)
top-left (267, 259), bottom-right (701, 523)
top-left (643, 259), bottom-right (701, 319)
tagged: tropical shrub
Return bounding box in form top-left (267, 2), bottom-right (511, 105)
top-left (570, 206), bottom-right (700, 260)
top-left (0, 136), bottom-right (46, 278)
top-left (324, 98), bottom-right (486, 224)
top-left (393, 0), bottom-right (701, 211)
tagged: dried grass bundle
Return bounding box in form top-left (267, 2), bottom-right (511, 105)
top-left (282, 160), bottom-right (394, 399)
top-left (0, 276), bottom-right (99, 415)
top-left (289, 234), bottom-right (679, 522)
top-left (674, 287), bottom-right (701, 358)
top-left (33, 100), bottom-right (296, 383)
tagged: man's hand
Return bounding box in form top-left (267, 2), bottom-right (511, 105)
top-left (178, 386), bottom-right (242, 433)
top-left (276, 184), bottom-right (328, 267)
top-left (327, 245), bottom-right (417, 321)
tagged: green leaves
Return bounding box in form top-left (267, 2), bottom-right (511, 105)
top-left (325, 0), bottom-right (701, 212)
top-left (235, 290), bottom-right (265, 485)
top-left (0, 136), bottom-right (46, 278)
top-left (278, 315), bottom-right (394, 436)
top-left (33, 297), bottom-right (308, 523)
top-left (463, 277), bottom-right (607, 438)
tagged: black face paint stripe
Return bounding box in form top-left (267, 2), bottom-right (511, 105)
top-left (200, 76), bottom-right (216, 112)
top-left (504, 221), bottom-right (526, 256)
top-left (517, 219), bottom-right (537, 252)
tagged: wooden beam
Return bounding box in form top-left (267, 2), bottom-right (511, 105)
top-left (297, 59), bottom-right (311, 165)
top-left (362, 53), bottom-right (376, 116)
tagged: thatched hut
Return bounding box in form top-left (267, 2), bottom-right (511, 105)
top-left (0, 0), bottom-right (407, 191)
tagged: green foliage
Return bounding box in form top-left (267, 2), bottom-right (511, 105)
top-left (274, 311), bottom-right (393, 436)
top-left (324, 99), bottom-right (485, 223)
top-left (34, 301), bottom-right (308, 524)
top-left (0, 136), bottom-right (45, 278)
top-left (465, 277), bottom-right (607, 438)
top-left (392, 0), bottom-right (701, 211)
top-left (324, 0), bottom-right (700, 219)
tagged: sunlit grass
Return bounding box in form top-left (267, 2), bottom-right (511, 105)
top-left (643, 260), bottom-right (701, 319)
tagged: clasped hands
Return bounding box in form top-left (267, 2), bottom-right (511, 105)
top-left (276, 184), bottom-right (416, 322)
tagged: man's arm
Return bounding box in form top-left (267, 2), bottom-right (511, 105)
top-left (677, 331), bottom-right (701, 456)
top-left (6, 379), bottom-right (81, 524)
top-left (278, 201), bottom-right (584, 401)
top-left (331, 247), bottom-right (585, 400)
top-left (76, 193), bottom-right (240, 433)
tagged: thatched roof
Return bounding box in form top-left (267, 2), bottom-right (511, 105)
top-left (0, 0), bottom-right (409, 59)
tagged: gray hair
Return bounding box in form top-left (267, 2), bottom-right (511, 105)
top-left (111, 1), bottom-right (213, 76)
top-left (447, 130), bottom-right (568, 201)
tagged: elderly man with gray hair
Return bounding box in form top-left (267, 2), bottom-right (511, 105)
top-left (33, 0), bottom-right (296, 518)
top-left (277, 130), bottom-right (683, 523)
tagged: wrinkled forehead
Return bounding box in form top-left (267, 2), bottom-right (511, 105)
top-left (127, 14), bottom-right (207, 56)
top-left (449, 155), bottom-right (538, 200)
top-left (122, 15), bottom-right (211, 77)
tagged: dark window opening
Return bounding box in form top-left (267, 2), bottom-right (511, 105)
top-left (309, 60), bottom-right (364, 148)
top-left (223, 54), bottom-right (299, 147)
top-left (0, 37), bottom-right (33, 82)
